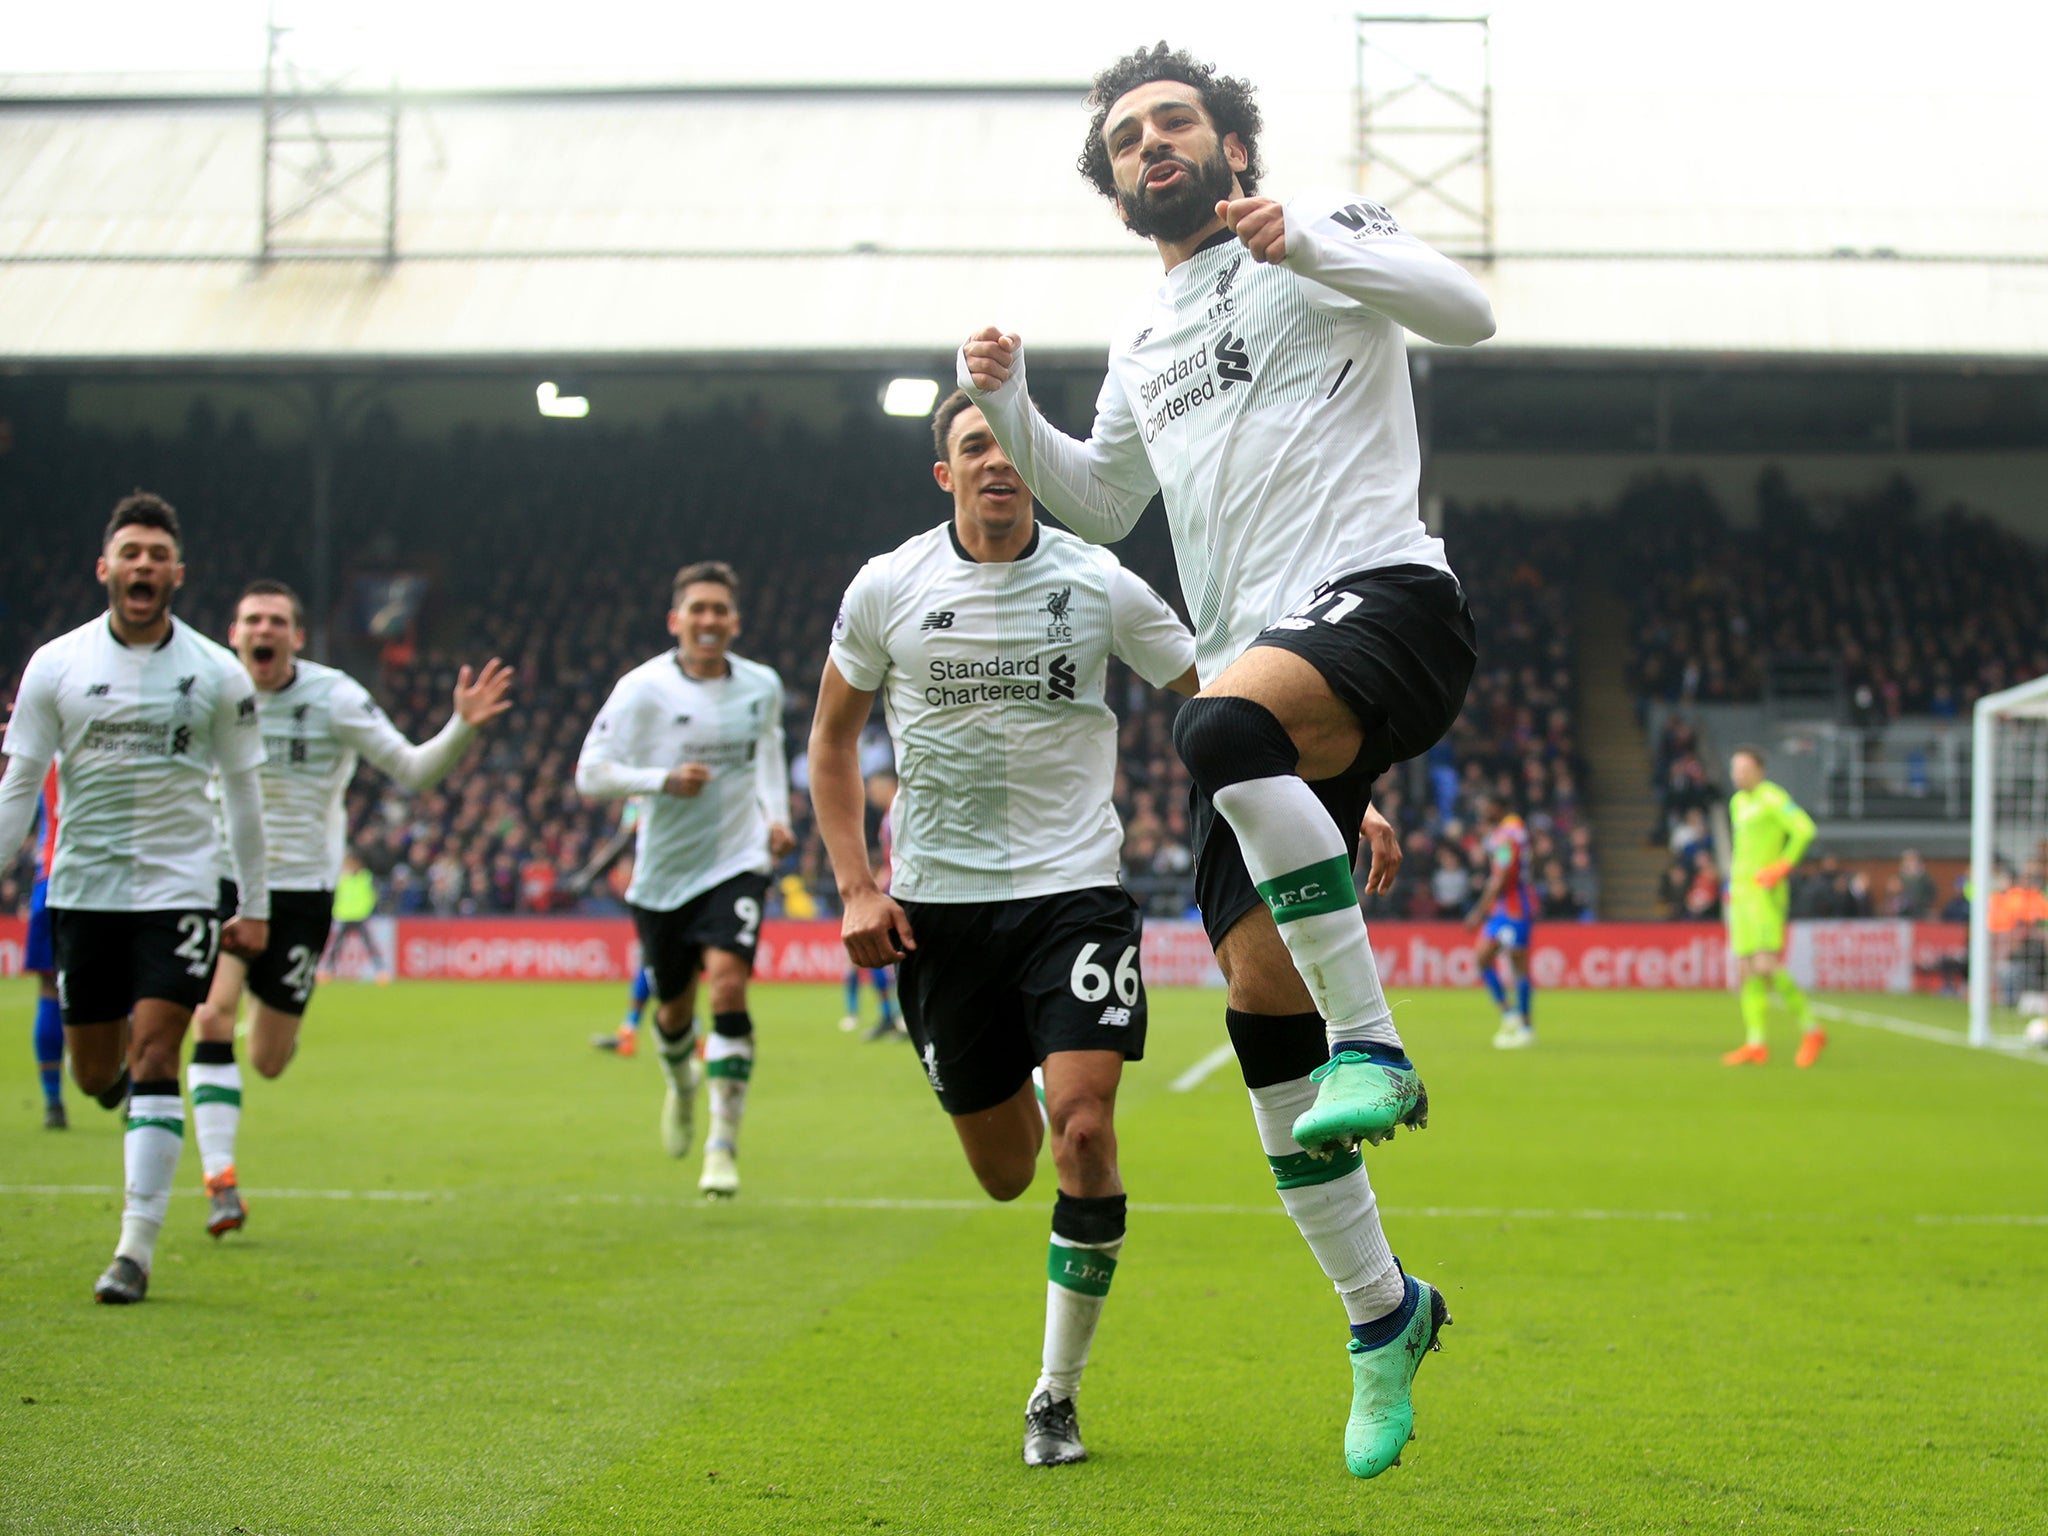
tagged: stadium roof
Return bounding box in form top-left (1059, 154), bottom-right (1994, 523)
top-left (2, 80), bottom-right (2045, 365)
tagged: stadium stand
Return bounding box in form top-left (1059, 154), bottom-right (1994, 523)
top-left (1618, 469), bottom-right (2048, 916)
top-left (3, 407), bottom-right (1594, 921)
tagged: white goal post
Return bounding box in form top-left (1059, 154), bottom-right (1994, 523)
top-left (1968, 673), bottom-right (2048, 1047)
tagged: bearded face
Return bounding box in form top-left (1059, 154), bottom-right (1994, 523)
top-left (1117, 140), bottom-right (1237, 243)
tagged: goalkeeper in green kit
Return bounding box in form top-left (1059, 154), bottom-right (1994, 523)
top-left (1722, 746), bottom-right (1824, 1067)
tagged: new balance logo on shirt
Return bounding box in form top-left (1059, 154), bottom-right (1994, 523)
top-left (1096, 1006), bottom-right (1133, 1028)
top-left (920, 611), bottom-right (956, 631)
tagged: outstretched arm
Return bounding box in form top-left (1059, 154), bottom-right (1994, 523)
top-left (1219, 195), bottom-right (1496, 347)
top-left (958, 329), bottom-right (1159, 543)
top-left (340, 661), bottom-right (509, 794)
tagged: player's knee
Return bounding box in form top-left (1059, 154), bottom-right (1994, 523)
top-left (71, 1056), bottom-right (120, 1095)
top-left (251, 1045), bottom-right (292, 1080)
top-left (192, 1002), bottom-right (231, 1040)
top-left (1172, 695), bottom-right (1298, 792)
top-left (1050, 1101), bottom-right (1114, 1169)
top-left (974, 1156), bottom-right (1037, 1203)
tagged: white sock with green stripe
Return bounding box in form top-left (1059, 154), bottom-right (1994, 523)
top-left (1251, 1076), bottom-right (1403, 1320)
top-left (1034, 1191), bottom-right (1126, 1403)
top-left (118, 1082), bottom-right (186, 1270)
top-left (704, 1015), bottom-right (754, 1154)
top-left (1212, 775), bottom-right (1399, 1052)
top-left (188, 1041), bottom-right (242, 1180)
top-left (655, 1022), bottom-right (699, 1088)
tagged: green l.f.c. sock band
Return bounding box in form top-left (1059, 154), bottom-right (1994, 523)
top-left (1268, 1145), bottom-right (1365, 1188)
top-left (1256, 854), bottom-right (1358, 924)
top-left (1048, 1241), bottom-right (1118, 1297)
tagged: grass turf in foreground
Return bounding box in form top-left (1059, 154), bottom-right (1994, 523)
top-left (1, 980), bottom-right (2043, 1535)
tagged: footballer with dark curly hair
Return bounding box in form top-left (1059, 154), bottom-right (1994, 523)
top-left (958, 41), bottom-right (1496, 1480)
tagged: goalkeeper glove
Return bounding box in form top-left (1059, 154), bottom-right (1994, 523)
top-left (1754, 860), bottom-right (1794, 889)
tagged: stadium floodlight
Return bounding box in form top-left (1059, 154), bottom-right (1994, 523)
top-left (535, 382), bottom-right (589, 419)
top-left (881, 378), bottom-right (941, 418)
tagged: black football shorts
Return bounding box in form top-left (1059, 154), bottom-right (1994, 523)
top-left (1192, 563), bottom-right (1477, 947)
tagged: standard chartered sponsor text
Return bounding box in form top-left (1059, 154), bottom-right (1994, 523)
top-left (1139, 342), bottom-right (1221, 442)
top-left (926, 653), bottom-right (1045, 707)
top-left (79, 720), bottom-right (173, 756)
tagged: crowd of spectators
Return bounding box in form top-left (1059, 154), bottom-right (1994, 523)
top-left (2, 407), bottom-right (1597, 925)
top-left (0, 397), bottom-right (1187, 920)
top-left (19, 413), bottom-right (2048, 936)
top-left (1618, 469), bottom-right (2048, 917)
top-left (1624, 470), bottom-right (2048, 719)
top-left (1351, 509), bottom-right (1597, 923)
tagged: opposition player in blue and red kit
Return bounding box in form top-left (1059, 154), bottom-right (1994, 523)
top-left (27, 762), bottom-right (67, 1128)
top-left (1465, 797), bottom-right (1535, 1049)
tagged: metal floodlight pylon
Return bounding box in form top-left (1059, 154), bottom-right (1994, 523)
top-left (1354, 14), bottom-right (1494, 262)
top-left (260, 7), bottom-right (399, 262)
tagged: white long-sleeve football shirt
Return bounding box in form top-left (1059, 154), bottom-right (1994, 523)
top-left (960, 192), bottom-right (1494, 684)
top-left (575, 652), bottom-right (789, 911)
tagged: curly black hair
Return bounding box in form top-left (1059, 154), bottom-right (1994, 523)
top-left (103, 489), bottom-right (181, 551)
top-left (1077, 43), bottom-right (1263, 203)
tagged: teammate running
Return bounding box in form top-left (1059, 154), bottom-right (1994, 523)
top-left (189, 579), bottom-right (511, 1236)
top-left (1723, 745), bottom-right (1823, 1067)
top-left (958, 43), bottom-right (1493, 1478)
top-left (575, 562), bottom-right (794, 1199)
top-left (25, 763), bottom-right (67, 1128)
top-left (1467, 796), bottom-right (1536, 1049)
top-left (811, 391), bottom-right (1200, 1466)
top-left (0, 493), bottom-right (270, 1304)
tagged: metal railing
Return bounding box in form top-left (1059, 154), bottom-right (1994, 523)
top-left (1814, 723), bottom-right (1970, 820)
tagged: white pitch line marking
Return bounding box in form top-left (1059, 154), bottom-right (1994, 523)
top-left (1168, 1043), bottom-right (1237, 1092)
top-left (5, 1185), bottom-right (2041, 1228)
top-left (1809, 1001), bottom-right (2048, 1065)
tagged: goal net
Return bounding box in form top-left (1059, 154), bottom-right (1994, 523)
top-left (1969, 674), bottom-right (2048, 1048)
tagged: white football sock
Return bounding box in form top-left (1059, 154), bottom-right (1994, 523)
top-left (1035, 1234), bottom-right (1124, 1402)
top-left (655, 1025), bottom-right (699, 1091)
top-left (703, 1032), bottom-right (753, 1154)
top-left (1212, 776), bottom-right (1399, 1052)
top-left (1250, 1076), bottom-right (1402, 1322)
top-left (117, 1092), bottom-right (185, 1270)
top-left (187, 1059), bottom-right (243, 1180)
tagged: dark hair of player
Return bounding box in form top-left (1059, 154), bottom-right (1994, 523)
top-left (1732, 743), bottom-right (1768, 768)
top-left (1077, 42), bottom-right (1263, 204)
top-left (104, 490), bottom-right (181, 551)
top-left (237, 578), bottom-right (306, 630)
top-left (930, 389), bottom-right (981, 463)
top-left (673, 560), bottom-right (740, 610)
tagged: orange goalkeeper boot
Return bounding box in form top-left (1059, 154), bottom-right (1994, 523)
top-left (1721, 1043), bottom-right (1769, 1066)
top-left (1794, 1029), bottom-right (1828, 1069)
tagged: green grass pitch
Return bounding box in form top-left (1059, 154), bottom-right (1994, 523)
top-left (3, 978), bottom-right (2044, 1535)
